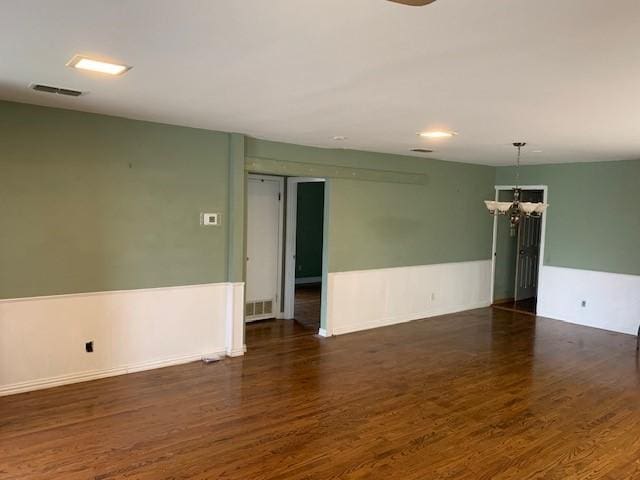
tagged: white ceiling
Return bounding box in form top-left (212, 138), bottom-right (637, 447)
top-left (1, 0), bottom-right (640, 166)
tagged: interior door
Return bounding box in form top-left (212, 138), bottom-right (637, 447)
top-left (514, 191), bottom-right (543, 301)
top-left (246, 176), bottom-right (283, 321)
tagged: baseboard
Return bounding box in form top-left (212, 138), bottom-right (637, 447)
top-left (327, 260), bottom-right (492, 337)
top-left (295, 276), bottom-right (322, 285)
top-left (493, 297), bottom-right (515, 305)
top-left (0, 350), bottom-right (226, 397)
top-left (226, 345), bottom-right (246, 357)
top-left (317, 328), bottom-right (330, 337)
top-left (537, 266), bottom-right (640, 335)
top-left (1, 281), bottom-right (246, 397)
top-left (332, 301), bottom-right (491, 336)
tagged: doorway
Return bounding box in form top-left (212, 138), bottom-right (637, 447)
top-left (491, 186), bottom-right (547, 315)
top-left (284, 178), bottom-right (325, 332)
top-left (245, 175), bottom-right (326, 346)
top-left (245, 175), bottom-right (284, 322)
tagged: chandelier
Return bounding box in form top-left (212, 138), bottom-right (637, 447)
top-left (484, 142), bottom-right (549, 226)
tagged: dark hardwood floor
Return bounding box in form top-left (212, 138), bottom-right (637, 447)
top-left (493, 297), bottom-right (537, 315)
top-left (243, 284), bottom-right (321, 346)
top-left (3, 306), bottom-right (640, 479)
top-left (291, 284), bottom-right (321, 329)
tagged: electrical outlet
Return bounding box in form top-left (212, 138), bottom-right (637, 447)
top-left (85, 341), bottom-right (94, 353)
top-left (581, 300), bottom-right (587, 308)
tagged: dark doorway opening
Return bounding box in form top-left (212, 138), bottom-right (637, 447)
top-left (493, 189), bottom-right (544, 316)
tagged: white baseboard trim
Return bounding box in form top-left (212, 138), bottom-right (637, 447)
top-left (226, 345), bottom-right (247, 357)
top-left (331, 301), bottom-right (491, 336)
top-left (1, 281), bottom-right (245, 397)
top-left (538, 266), bottom-right (640, 336)
top-left (317, 328), bottom-right (330, 337)
top-left (327, 260), bottom-right (492, 336)
top-left (0, 281), bottom-right (222, 304)
top-left (296, 276), bottom-right (322, 285)
top-left (0, 350), bottom-right (226, 397)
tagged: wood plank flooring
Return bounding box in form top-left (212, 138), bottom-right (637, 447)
top-left (493, 297), bottom-right (537, 315)
top-left (2, 307), bottom-right (640, 479)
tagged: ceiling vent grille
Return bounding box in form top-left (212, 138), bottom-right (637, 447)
top-left (411, 148), bottom-right (434, 153)
top-left (31, 83), bottom-right (84, 97)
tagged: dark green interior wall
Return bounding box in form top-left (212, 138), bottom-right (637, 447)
top-left (295, 182), bottom-right (324, 279)
top-left (496, 159), bottom-right (640, 276)
top-left (0, 101), bottom-right (230, 299)
top-left (493, 190), bottom-right (517, 301)
top-left (247, 138), bottom-right (496, 273)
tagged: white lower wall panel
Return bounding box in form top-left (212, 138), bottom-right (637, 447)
top-left (326, 260), bottom-right (492, 336)
top-left (0, 282), bottom-right (241, 396)
top-left (538, 266), bottom-right (640, 335)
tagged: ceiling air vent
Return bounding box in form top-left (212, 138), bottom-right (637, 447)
top-left (411, 148), bottom-right (434, 153)
top-left (31, 83), bottom-right (84, 97)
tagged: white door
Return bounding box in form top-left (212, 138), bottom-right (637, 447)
top-left (246, 175), bottom-right (283, 321)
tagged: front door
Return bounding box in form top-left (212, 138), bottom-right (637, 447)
top-left (514, 199), bottom-right (543, 301)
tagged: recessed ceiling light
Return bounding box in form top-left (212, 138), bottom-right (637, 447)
top-left (332, 136), bottom-right (348, 141)
top-left (418, 131), bottom-right (457, 138)
top-left (67, 55), bottom-right (131, 76)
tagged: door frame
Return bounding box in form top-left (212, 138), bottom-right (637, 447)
top-left (490, 185), bottom-right (548, 304)
top-left (284, 177), bottom-right (326, 319)
top-left (246, 174), bottom-right (285, 321)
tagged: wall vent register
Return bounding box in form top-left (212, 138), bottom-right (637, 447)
top-left (245, 299), bottom-right (274, 320)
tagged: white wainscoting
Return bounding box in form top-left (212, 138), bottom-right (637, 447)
top-left (326, 260), bottom-right (492, 336)
top-left (0, 282), bottom-right (244, 396)
top-left (538, 266), bottom-right (640, 335)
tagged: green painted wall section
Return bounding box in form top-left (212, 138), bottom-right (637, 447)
top-left (227, 133), bottom-right (246, 283)
top-left (1, 101), bottom-right (496, 300)
top-left (496, 159), bottom-right (640, 276)
top-left (295, 182), bottom-right (324, 279)
top-left (247, 138), bottom-right (495, 273)
top-left (0, 101), bottom-right (230, 299)
top-left (327, 175), bottom-right (493, 272)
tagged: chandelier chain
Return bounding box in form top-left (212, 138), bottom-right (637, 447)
top-left (516, 144), bottom-right (521, 188)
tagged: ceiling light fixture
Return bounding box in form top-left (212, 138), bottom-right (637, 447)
top-left (418, 131), bottom-right (456, 139)
top-left (484, 142), bottom-right (549, 229)
top-left (67, 55), bottom-right (131, 76)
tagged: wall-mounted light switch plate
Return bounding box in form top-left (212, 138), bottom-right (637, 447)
top-left (201, 213), bottom-right (220, 226)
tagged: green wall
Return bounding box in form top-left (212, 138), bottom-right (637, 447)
top-left (0, 101), bottom-right (230, 299)
top-left (496, 160), bottom-right (640, 276)
top-left (2, 101), bottom-right (497, 301)
top-left (246, 138), bottom-right (495, 273)
top-left (295, 182), bottom-right (324, 279)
